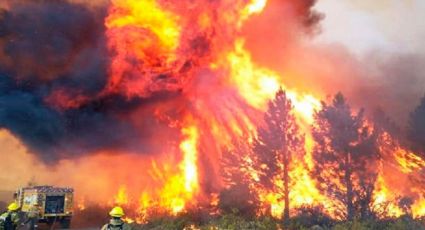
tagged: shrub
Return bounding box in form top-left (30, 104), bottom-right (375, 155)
top-left (138, 214), bottom-right (194, 230)
top-left (218, 184), bottom-right (259, 219)
top-left (289, 206), bottom-right (334, 229)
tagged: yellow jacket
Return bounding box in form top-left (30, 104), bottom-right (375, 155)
top-left (0, 211), bottom-right (20, 230)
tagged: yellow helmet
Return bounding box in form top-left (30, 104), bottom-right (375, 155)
top-left (7, 202), bottom-right (20, 211)
top-left (109, 206), bottom-right (124, 217)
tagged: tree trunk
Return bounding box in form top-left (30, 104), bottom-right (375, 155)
top-left (344, 152), bottom-right (354, 220)
top-left (283, 151), bottom-right (290, 225)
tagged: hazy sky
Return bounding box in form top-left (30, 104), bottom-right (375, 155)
top-left (315, 0), bottom-right (425, 56)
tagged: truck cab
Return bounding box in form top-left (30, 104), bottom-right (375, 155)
top-left (16, 186), bottom-right (74, 228)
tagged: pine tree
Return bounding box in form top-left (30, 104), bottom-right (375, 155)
top-left (405, 94), bottom-right (425, 207)
top-left (222, 136), bottom-right (255, 187)
top-left (220, 136), bottom-right (259, 218)
top-left (253, 89), bottom-right (304, 222)
top-left (408, 95), bottom-right (425, 157)
top-left (311, 93), bottom-right (380, 220)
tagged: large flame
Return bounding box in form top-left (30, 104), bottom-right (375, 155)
top-left (104, 0), bottom-right (181, 97)
top-left (137, 124), bottom-right (199, 217)
top-left (100, 0), bottom-right (425, 220)
top-left (100, 0), bottom-right (330, 220)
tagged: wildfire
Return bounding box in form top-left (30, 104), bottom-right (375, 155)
top-left (132, 124), bottom-right (200, 218)
top-left (76, 198), bottom-right (86, 211)
top-left (0, 0), bottom-right (419, 226)
top-left (105, 0), bottom-right (180, 52)
top-left (123, 217), bottom-right (135, 224)
top-left (413, 201), bottom-right (425, 218)
top-left (225, 39), bottom-right (321, 119)
top-left (394, 148), bottom-right (425, 174)
top-left (179, 126), bottom-right (199, 195)
top-left (241, 0), bottom-right (268, 24)
top-left (104, 0), bottom-right (182, 97)
top-left (48, 0), bottom-right (425, 222)
top-left (225, 39), bottom-right (280, 109)
top-left (245, 0), bottom-right (268, 15)
top-left (162, 124), bottom-right (200, 214)
top-left (373, 175), bottom-right (404, 218)
top-left (372, 132), bottom-right (425, 218)
top-left (260, 192), bottom-right (284, 218)
top-left (114, 186), bottom-right (129, 206)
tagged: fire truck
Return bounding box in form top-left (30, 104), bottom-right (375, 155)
top-left (15, 186), bottom-right (74, 228)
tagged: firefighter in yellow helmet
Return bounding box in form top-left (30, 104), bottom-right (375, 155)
top-left (101, 207), bottom-right (131, 230)
top-left (0, 202), bottom-right (21, 230)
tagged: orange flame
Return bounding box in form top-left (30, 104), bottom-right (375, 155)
top-left (98, 0), bottom-right (425, 221)
top-left (114, 186), bottom-right (129, 206)
top-left (104, 0), bottom-right (181, 97)
top-left (134, 124), bottom-right (199, 217)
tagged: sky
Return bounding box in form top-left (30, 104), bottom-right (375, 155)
top-left (315, 0), bottom-right (425, 56)
top-left (312, 0), bottom-right (425, 125)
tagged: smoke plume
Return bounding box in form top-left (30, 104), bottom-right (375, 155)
top-left (0, 0), bottom-right (321, 162)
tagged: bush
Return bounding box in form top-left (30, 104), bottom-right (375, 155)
top-left (387, 216), bottom-right (425, 230)
top-left (218, 184), bottom-right (259, 219)
top-left (332, 220), bottom-right (374, 230)
top-left (289, 206), bottom-right (334, 229)
top-left (332, 217), bottom-right (425, 230)
top-left (133, 211), bottom-right (425, 230)
top-left (199, 213), bottom-right (280, 230)
top-left (138, 214), bottom-right (194, 230)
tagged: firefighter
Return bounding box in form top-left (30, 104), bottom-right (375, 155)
top-left (0, 202), bottom-right (21, 230)
top-left (24, 204), bottom-right (39, 230)
top-left (101, 207), bottom-right (131, 230)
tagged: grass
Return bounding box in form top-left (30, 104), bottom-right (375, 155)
top-left (131, 212), bottom-right (425, 230)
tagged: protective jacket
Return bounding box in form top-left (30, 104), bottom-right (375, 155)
top-left (24, 206), bottom-right (39, 230)
top-left (0, 211), bottom-right (20, 230)
top-left (101, 218), bottom-right (131, 230)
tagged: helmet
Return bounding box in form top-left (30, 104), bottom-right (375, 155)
top-left (109, 206), bottom-right (124, 217)
top-left (7, 202), bottom-right (20, 211)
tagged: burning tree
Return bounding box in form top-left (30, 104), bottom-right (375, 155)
top-left (372, 108), bottom-right (401, 139)
top-left (253, 89), bottom-right (305, 222)
top-left (413, 168), bottom-right (425, 196)
top-left (311, 93), bottom-right (380, 220)
top-left (408, 94), bottom-right (425, 158)
top-left (220, 136), bottom-right (259, 218)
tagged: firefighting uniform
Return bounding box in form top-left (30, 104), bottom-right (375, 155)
top-left (0, 211), bottom-right (20, 230)
top-left (101, 218), bottom-right (132, 230)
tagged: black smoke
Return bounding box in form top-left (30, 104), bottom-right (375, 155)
top-left (0, 0), bottom-right (325, 164)
top-left (0, 1), bottom-right (182, 162)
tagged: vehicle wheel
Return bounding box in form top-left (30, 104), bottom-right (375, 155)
top-left (60, 218), bottom-right (71, 229)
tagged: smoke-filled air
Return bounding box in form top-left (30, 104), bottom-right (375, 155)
top-left (0, 0), bottom-right (424, 229)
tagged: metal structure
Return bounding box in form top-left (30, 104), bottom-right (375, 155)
top-left (15, 186), bottom-right (73, 228)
